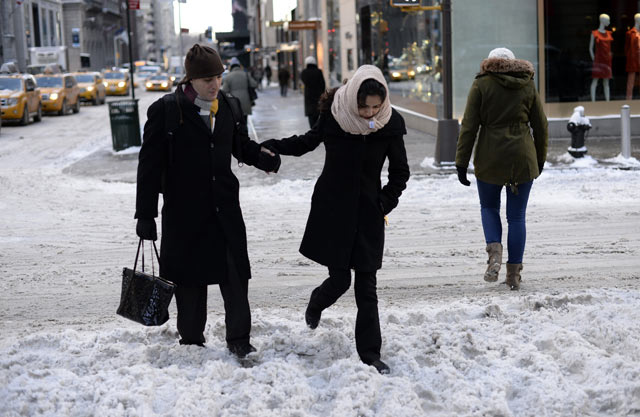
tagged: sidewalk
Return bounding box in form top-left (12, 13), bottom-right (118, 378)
top-left (64, 83), bottom-right (640, 184)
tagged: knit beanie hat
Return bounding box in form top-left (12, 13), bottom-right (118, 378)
top-left (184, 44), bottom-right (224, 81)
top-left (488, 47), bottom-right (515, 60)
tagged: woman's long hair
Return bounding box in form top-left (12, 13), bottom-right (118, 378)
top-left (318, 78), bottom-right (387, 113)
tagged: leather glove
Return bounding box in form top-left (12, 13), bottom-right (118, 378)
top-left (538, 161), bottom-right (545, 174)
top-left (136, 218), bottom-right (157, 241)
top-left (456, 165), bottom-right (471, 186)
top-left (258, 147), bottom-right (281, 173)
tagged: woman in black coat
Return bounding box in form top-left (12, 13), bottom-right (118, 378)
top-left (262, 65), bottom-right (410, 374)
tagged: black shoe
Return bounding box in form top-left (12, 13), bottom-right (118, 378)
top-left (370, 360), bottom-right (390, 375)
top-left (305, 306), bottom-right (321, 329)
top-left (179, 339), bottom-right (205, 347)
top-left (227, 342), bottom-right (257, 358)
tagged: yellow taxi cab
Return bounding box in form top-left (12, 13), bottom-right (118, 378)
top-left (73, 72), bottom-right (106, 105)
top-left (103, 71), bottom-right (130, 96)
top-left (0, 73), bottom-right (43, 125)
top-left (36, 74), bottom-right (81, 115)
top-left (145, 73), bottom-right (172, 92)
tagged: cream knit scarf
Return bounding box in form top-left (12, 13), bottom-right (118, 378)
top-left (330, 65), bottom-right (392, 135)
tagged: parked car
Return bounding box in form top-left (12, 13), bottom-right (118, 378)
top-left (145, 73), bottom-right (172, 92)
top-left (35, 73), bottom-right (80, 115)
top-left (73, 72), bottom-right (106, 105)
top-left (0, 73), bottom-right (43, 125)
top-left (103, 71), bottom-right (130, 96)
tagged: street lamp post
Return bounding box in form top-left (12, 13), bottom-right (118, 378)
top-left (125, 0), bottom-right (135, 100)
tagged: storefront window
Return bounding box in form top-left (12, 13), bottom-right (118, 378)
top-left (327, 0), bottom-right (341, 85)
top-left (545, 0), bottom-right (640, 102)
top-left (357, 1), bottom-right (443, 116)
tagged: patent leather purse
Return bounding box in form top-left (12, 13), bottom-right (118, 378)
top-left (117, 239), bottom-right (176, 326)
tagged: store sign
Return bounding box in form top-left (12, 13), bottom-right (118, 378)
top-left (71, 28), bottom-right (80, 48)
top-left (128, 0), bottom-right (140, 10)
top-left (286, 20), bottom-right (320, 31)
top-left (390, 0), bottom-right (420, 6)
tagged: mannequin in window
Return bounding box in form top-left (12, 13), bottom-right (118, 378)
top-left (590, 14), bottom-right (613, 101)
top-left (625, 14), bottom-right (640, 99)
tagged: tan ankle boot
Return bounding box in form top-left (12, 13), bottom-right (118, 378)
top-left (484, 242), bottom-right (503, 282)
top-left (506, 263), bottom-right (523, 290)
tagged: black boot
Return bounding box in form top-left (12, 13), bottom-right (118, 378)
top-left (227, 342), bottom-right (256, 358)
top-left (305, 304), bottom-right (321, 329)
top-left (369, 359), bottom-right (390, 375)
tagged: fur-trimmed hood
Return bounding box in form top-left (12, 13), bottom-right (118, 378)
top-left (478, 57), bottom-right (535, 89)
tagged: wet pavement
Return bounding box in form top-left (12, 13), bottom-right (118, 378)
top-left (63, 83), bottom-right (640, 184)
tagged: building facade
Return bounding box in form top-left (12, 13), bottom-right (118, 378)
top-left (1, 0), bottom-right (65, 71)
top-left (254, 0), bottom-right (640, 136)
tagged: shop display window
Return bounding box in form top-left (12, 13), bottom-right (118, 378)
top-left (545, 0), bottom-right (640, 102)
top-left (357, 1), bottom-right (443, 113)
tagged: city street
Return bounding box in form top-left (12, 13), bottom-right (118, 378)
top-left (1, 84), bottom-right (640, 416)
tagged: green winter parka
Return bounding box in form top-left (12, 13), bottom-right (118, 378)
top-left (455, 57), bottom-right (548, 185)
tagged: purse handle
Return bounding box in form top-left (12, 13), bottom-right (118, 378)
top-left (133, 238), bottom-right (161, 275)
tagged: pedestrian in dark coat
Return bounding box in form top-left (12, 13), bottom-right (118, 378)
top-left (262, 65), bottom-right (410, 374)
top-left (135, 44), bottom-right (281, 356)
top-left (300, 56), bottom-right (326, 128)
top-left (222, 57), bottom-right (258, 117)
top-left (455, 47), bottom-right (548, 291)
top-left (265, 64), bottom-right (272, 86)
top-left (278, 67), bottom-right (290, 97)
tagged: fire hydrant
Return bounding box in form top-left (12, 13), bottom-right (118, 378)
top-left (566, 106), bottom-right (591, 158)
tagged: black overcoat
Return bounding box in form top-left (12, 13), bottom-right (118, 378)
top-left (135, 88), bottom-right (278, 286)
top-left (262, 109), bottom-right (410, 271)
top-left (300, 64), bottom-right (326, 116)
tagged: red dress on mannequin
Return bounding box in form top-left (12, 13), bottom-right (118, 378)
top-left (592, 29), bottom-right (613, 79)
top-left (625, 28), bottom-right (640, 72)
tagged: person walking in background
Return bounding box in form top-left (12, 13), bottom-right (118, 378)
top-left (300, 56), bottom-right (326, 128)
top-left (222, 57), bottom-right (258, 122)
top-left (251, 65), bottom-right (263, 91)
top-left (262, 65), bottom-right (410, 374)
top-left (135, 44), bottom-right (280, 357)
top-left (455, 47), bottom-right (548, 290)
top-left (278, 66), bottom-right (290, 97)
top-left (265, 64), bottom-right (272, 86)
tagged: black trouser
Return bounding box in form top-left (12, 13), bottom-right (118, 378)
top-left (280, 84), bottom-right (288, 97)
top-left (307, 113), bottom-right (319, 129)
top-left (175, 250), bottom-right (251, 346)
top-left (308, 267), bottom-right (381, 364)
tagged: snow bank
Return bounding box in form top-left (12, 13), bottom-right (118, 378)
top-left (1, 288), bottom-right (639, 417)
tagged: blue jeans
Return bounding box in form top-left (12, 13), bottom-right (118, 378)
top-left (476, 179), bottom-right (533, 264)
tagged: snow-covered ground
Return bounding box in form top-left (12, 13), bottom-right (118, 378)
top-left (1, 89), bottom-right (639, 416)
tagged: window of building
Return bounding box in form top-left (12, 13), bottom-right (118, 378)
top-left (544, 0), bottom-right (640, 102)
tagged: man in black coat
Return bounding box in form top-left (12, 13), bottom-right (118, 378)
top-left (135, 44), bottom-right (280, 357)
top-left (278, 67), bottom-right (290, 97)
top-left (300, 56), bottom-right (326, 128)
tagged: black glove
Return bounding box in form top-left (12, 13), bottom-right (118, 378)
top-left (136, 218), bottom-right (157, 241)
top-left (258, 148), bottom-right (281, 173)
top-left (538, 162), bottom-right (545, 174)
top-left (456, 165), bottom-right (471, 186)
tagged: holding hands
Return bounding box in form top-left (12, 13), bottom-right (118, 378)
top-left (259, 146), bottom-right (281, 173)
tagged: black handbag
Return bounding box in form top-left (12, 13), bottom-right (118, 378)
top-left (246, 72), bottom-right (257, 105)
top-left (117, 239), bottom-right (176, 326)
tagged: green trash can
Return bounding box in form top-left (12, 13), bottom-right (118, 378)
top-left (108, 99), bottom-right (141, 151)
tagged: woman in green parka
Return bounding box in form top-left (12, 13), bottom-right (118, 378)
top-left (455, 47), bottom-right (548, 290)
